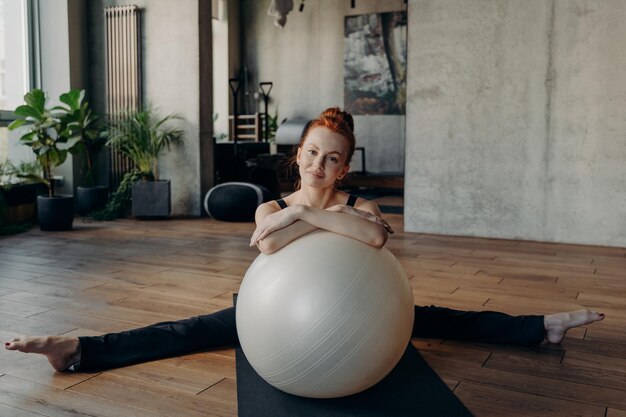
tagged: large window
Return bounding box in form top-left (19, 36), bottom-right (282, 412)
top-left (0, 0), bottom-right (38, 165)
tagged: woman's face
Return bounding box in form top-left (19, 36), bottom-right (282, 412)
top-left (296, 126), bottom-right (351, 189)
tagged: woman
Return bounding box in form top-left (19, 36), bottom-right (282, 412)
top-left (5, 107), bottom-right (604, 372)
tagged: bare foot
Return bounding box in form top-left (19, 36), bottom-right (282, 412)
top-left (4, 336), bottom-right (81, 371)
top-left (544, 309), bottom-right (605, 344)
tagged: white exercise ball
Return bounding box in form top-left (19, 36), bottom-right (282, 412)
top-left (236, 231), bottom-right (414, 398)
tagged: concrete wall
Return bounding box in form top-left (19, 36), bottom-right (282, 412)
top-left (241, 0), bottom-right (407, 173)
top-left (404, 0), bottom-right (626, 247)
top-left (89, 0), bottom-right (203, 215)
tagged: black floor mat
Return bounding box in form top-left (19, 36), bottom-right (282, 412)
top-left (236, 342), bottom-right (473, 417)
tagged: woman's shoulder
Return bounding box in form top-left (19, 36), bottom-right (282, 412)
top-left (259, 192), bottom-right (298, 211)
top-left (254, 199), bottom-right (284, 224)
top-left (336, 190), bottom-right (364, 205)
top-left (334, 190), bottom-right (379, 212)
top-left (350, 195), bottom-right (382, 215)
top-left (258, 200), bottom-right (283, 211)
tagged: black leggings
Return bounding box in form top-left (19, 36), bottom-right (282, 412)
top-left (77, 305), bottom-right (545, 372)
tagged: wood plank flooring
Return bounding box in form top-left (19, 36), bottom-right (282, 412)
top-left (0, 212), bottom-right (624, 416)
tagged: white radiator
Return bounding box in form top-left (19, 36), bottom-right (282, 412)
top-left (105, 5), bottom-right (142, 188)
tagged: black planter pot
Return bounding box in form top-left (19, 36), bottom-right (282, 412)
top-left (76, 185), bottom-right (109, 215)
top-left (37, 195), bottom-right (74, 231)
top-left (132, 180), bottom-right (171, 218)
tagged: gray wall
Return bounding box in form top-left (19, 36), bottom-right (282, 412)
top-left (404, 0), bottom-right (626, 247)
top-left (89, 0), bottom-right (204, 215)
top-left (241, 0), bottom-right (407, 173)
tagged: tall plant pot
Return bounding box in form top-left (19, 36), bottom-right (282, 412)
top-left (132, 180), bottom-right (171, 218)
top-left (76, 185), bottom-right (109, 215)
top-left (37, 195), bottom-right (74, 231)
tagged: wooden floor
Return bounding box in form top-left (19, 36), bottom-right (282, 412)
top-left (0, 210), bottom-right (624, 416)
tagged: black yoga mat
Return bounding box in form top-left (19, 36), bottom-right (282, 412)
top-left (235, 342), bottom-right (473, 417)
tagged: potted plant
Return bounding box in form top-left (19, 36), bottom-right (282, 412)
top-left (0, 160), bottom-right (45, 233)
top-left (58, 90), bottom-right (109, 215)
top-left (107, 106), bottom-right (184, 218)
top-left (8, 89), bottom-right (82, 231)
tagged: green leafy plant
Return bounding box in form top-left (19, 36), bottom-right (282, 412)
top-left (8, 89), bottom-right (83, 196)
top-left (56, 90), bottom-right (108, 186)
top-left (0, 160), bottom-right (43, 188)
top-left (107, 107), bottom-right (184, 181)
top-left (0, 161), bottom-right (16, 187)
top-left (87, 170), bottom-right (141, 221)
top-left (267, 108), bottom-right (281, 141)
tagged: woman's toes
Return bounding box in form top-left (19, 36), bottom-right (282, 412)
top-left (5, 338), bottom-right (23, 351)
top-left (544, 309), bottom-right (605, 344)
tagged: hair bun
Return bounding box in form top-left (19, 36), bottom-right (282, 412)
top-left (321, 106), bottom-right (354, 133)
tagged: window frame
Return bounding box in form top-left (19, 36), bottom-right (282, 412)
top-left (0, 0), bottom-right (40, 114)
top-left (0, 0), bottom-right (39, 163)
top-left (0, 110), bottom-right (14, 127)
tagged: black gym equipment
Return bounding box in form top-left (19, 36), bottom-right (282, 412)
top-left (259, 82), bottom-right (273, 142)
top-left (229, 77), bottom-right (241, 154)
top-left (203, 182), bottom-right (272, 222)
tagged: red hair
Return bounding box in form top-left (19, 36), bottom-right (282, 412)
top-left (288, 107), bottom-right (356, 190)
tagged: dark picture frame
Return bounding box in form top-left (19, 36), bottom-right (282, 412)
top-left (344, 11), bottom-right (408, 115)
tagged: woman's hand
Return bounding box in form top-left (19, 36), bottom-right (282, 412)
top-left (250, 205), bottom-right (303, 246)
top-left (327, 204), bottom-right (394, 234)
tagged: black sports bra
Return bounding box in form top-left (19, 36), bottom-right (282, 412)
top-left (275, 194), bottom-right (358, 210)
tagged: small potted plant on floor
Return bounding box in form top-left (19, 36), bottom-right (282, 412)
top-left (59, 90), bottom-right (109, 215)
top-left (8, 89), bottom-right (82, 231)
top-left (107, 106), bottom-right (184, 218)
